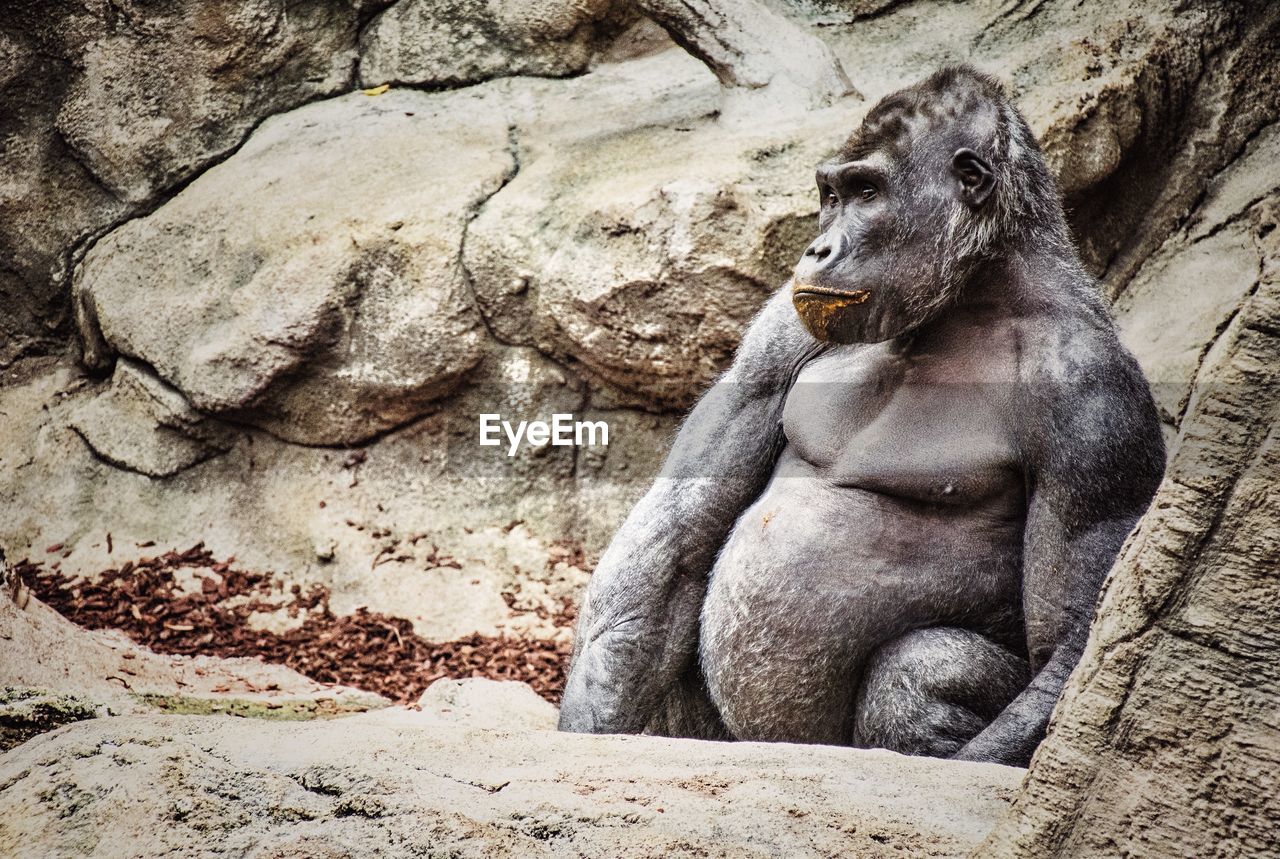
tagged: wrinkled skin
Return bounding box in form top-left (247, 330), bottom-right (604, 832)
top-left (559, 66), bottom-right (1166, 766)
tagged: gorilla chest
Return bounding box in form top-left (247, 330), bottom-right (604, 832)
top-left (781, 341), bottom-right (1022, 505)
top-left (700, 342), bottom-right (1027, 742)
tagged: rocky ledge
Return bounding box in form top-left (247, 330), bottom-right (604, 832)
top-left (0, 706), bottom-right (1020, 858)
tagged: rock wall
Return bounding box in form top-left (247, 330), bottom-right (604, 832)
top-left (0, 0), bottom-right (366, 364)
top-left (982, 165), bottom-right (1280, 859)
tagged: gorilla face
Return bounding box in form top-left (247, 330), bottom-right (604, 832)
top-left (791, 137), bottom-right (995, 345)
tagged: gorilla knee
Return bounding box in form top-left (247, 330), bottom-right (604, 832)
top-left (853, 628), bottom-right (1029, 758)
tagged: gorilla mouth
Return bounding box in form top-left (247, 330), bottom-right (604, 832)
top-left (791, 283), bottom-right (872, 342)
top-left (791, 283), bottom-right (871, 302)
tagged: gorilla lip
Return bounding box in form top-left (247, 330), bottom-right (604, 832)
top-left (791, 283), bottom-right (871, 303)
top-left (792, 283), bottom-right (872, 343)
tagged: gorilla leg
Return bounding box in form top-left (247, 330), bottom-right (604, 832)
top-left (644, 666), bottom-right (732, 741)
top-left (853, 628), bottom-right (1030, 758)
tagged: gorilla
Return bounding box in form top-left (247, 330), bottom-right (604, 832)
top-left (558, 66), bottom-right (1166, 766)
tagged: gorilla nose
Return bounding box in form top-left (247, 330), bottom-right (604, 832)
top-left (806, 238), bottom-right (832, 260)
top-left (796, 232), bottom-right (846, 283)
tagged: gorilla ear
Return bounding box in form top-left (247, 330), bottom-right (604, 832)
top-left (951, 148), bottom-right (995, 207)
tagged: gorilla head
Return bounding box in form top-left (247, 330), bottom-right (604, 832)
top-left (791, 66), bottom-right (1064, 344)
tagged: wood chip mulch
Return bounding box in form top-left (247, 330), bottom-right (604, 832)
top-left (15, 544), bottom-right (575, 705)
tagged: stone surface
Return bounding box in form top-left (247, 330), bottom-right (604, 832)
top-left (360, 0), bottom-right (633, 89)
top-left (1113, 120), bottom-right (1280, 431)
top-left (981, 192), bottom-right (1280, 859)
top-left (68, 358), bottom-right (236, 478)
top-left (56, 0), bottom-right (358, 205)
top-left (467, 105), bottom-right (847, 406)
top-left (414, 678), bottom-right (559, 730)
top-left (0, 585), bottom-right (387, 719)
top-left (638, 0), bottom-right (855, 108)
top-left (0, 0), bottom-right (361, 364)
top-left (0, 714), bottom-right (1022, 857)
top-left (76, 87), bottom-right (511, 445)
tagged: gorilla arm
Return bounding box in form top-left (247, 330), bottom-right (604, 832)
top-left (558, 287), bottom-right (820, 734)
top-left (954, 353), bottom-right (1165, 766)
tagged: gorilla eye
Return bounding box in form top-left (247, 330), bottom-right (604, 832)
top-left (824, 189), bottom-right (839, 207)
top-left (856, 183), bottom-right (878, 202)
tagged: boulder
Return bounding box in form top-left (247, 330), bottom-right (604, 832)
top-left (68, 358), bottom-right (237, 478)
top-left (0, 714), bottom-right (1022, 857)
top-left (75, 87), bottom-right (512, 445)
top-left (0, 0), bottom-right (361, 361)
top-left (359, 0), bottom-right (634, 89)
top-left (981, 188), bottom-right (1280, 859)
top-left (466, 101), bottom-right (851, 408)
top-left (55, 0), bottom-right (359, 205)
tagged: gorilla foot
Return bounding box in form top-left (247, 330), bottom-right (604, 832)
top-left (853, 627), bottom-right (1029, 758)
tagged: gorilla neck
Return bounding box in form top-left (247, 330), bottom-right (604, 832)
top-left (919, 245), bottom-right (1090, 340)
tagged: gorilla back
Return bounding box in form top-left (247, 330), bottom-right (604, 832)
top-left (559, 66), bottom-right (1165, 767)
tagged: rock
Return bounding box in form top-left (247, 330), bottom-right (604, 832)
top-left (0, 0), bottom-right (361, 362)
top-left (75, 87), bottom-right (512, 445)
top-left (359, 0), bottom-right (633, 89)
top-left (415, 678), bottom-right (559, 730)
top-left (466, 102), bottom-right (850, 407)
top-left (1114, 120), bottom-right (1280, 436)
top-left (56, 0), bottom-right (358, 205)
top-left (637, 0), bottom-right (855, 108)
top-left (1114, 223), bottom-right (1263, 429)
top-left (0, 688), bottom-right (103, 753)
top-left (68, 358), bottom-right (237, 478)
top-left (0, 714), bottom-right (1023, 857)
top-left (981, 183), bottom-right (1280, 858)
top-left (0, 587), bottom-right (388, 723)
top-left (1028, 3), bottom-right (1280, 288)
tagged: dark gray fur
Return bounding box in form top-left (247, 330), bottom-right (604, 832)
top-left (558, 66), bottom-right (1165, 767)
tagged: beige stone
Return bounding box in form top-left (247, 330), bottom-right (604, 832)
top-left (0, 713), bottom-right (1022, 858)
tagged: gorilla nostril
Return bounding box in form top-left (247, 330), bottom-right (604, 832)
top-left (806, 242), bottom-right (832, 260)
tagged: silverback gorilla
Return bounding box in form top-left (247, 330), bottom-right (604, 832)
top-left (558, 66), bottom-right (1166, 766)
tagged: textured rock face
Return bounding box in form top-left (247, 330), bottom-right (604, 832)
top-left (0, 0), bottom-right (361, 364)
top-left (466, 108), bottom-right (843, 407)
top-left (1114, 122), bottom-right (1280, 429)
top-left (360, 0), bottom-right (631, 89)
top-left (76, 89), bottom-right (510, 445)
top-left (0, 714), bottom-right (1022, 858)
top-left (985, 294), bottom-right (1280, 857)
top-left (56, 0), bottom-right (359, 205)
top-left (68, 359), bottom-right (236, 478)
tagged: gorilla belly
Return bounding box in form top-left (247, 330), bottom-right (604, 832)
top-left (700, 465), bottom-right (1024, 745)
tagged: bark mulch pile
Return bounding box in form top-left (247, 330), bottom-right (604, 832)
top-left (16, 543), bottom-right (575, 705)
